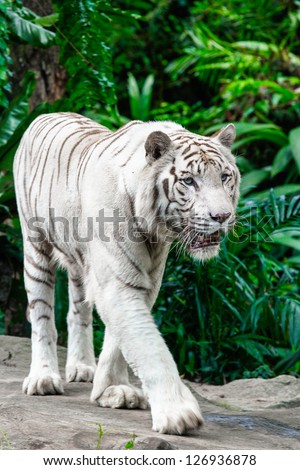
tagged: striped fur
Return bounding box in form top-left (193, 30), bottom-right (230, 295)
top-left (13, 112), bottom-right (240, 435)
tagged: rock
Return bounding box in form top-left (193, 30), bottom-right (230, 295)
top-left (189, 376), bottom-right (300, 411)
top-left (0, 336), bottom-right (300, 450)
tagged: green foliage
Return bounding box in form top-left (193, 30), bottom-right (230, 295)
top-left (0, 71), bottom-right (36, 149)
top-left (124, 433), bottom-right (136, 450)
top-left (3, 6), bottom-right (55, 47)
top-left (95, 423), bottom-right (105, 450)
top-left (289, 127), bottom-right (300, 173)
top-left (168, 24), bottom-right (300, 89)
top-left (52, 0), bottom-right (137, 110)
top-left (128, 73), bottom-right (154, 121)
top-left (0, 429), bottom-right (12, 450)
top-left (0, 0), bottom-right (12, 107)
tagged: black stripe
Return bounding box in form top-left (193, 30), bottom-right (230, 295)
top-left (181, 144), bottom-right (193, 155)
top-left (66, 130), bottom-right (103, 186)
top-left (106, 256), bottom-right (148, 292)
top-left (183, 151), bottom-right (200, 161)
top-left (70, 277), bottom-right (83, 288)
top-left (30, 243), bottom-right (52, 261)
top-left (96, 121), bottom-right (143, 159)
top-left (29, 118), bottom-right (72, 201)
top-left (51, 242), bottom-right (69, 259)
top-left (76, 144), bottom-right (92, 190)
top-left (56, 128), bottom-right (89, 182)
top-left (33, 117), bottom-right (75, 165)
top-left (114, 273), bottom-right (148, 291)
top-left (37, 315), bottom-right (51, 321)
top-left (162, 178), bottom-right (169, 199)
top-left (115, 240), bottom-right (143, 275)
top-left (30, 115), bottom-right (59, 155)
top-left (24, 268), bottom-right (54, 288)
top-left (170, 166), bottom-right (178, 182)
top-left (75, 248), bottom-right (84, 266)
top-left (25, 254), bottom-right (54, 278)
top-left (122, 175), bottom-right (135, 217)
top-left (29, 299), bottom-right (53, 310)
top-left (120, 139), bottom-right (143, 167)
top-left (151, 184), bottom-right (159, 212)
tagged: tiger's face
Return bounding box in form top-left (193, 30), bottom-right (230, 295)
top-left (143, 124), bottom-right (240, 261)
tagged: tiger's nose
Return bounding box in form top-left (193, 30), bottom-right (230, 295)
top-left (210, 212), bottom-right (231, 223)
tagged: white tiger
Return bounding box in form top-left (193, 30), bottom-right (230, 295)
top-left (13, 113), bottom-right (240, 435)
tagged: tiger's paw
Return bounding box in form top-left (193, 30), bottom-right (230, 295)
top-left (91, 384), bottom-right (148, 410)
top-left (23, 372), bottom-right (64, 396)
top-left (66, 362), bottom-right (96, 383)
top-left (150, 380), bottom-right (204, 435)
top-left (152, 403), bottom-right (203, 435)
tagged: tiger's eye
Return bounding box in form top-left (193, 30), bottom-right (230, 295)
top-left (221, 173), bottom-right (230, 182)
top-left (183, 177), bottom-right (194, 186)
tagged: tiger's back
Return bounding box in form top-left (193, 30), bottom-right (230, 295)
top-left (14, 112), bottom-right (111, 223)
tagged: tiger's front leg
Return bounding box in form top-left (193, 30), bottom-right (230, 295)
top-left (91, 328), bottom-right (148, 410)
top-left (92, 286), bottom-right (203, 435)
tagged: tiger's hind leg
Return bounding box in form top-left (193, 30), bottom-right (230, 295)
top-left (23, 240), bottom-right (63, 395)
top-left (65, 265), bottom-right (96, 382)
top-left (91, 329), bottom-right (148, 409)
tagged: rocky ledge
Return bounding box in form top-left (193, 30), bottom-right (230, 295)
top-left (0, 336), bottom-right (299, 450)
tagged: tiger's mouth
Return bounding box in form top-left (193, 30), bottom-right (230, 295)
top-left (188, 230), bottom-right (221, 251)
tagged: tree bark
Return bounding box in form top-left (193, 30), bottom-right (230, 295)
top-left (9, 0), bottom-right (67, 110)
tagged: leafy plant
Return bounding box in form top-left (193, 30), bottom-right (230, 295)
top-left (0, 430), bottom-right (12, 450)
top-left (128, 73), bottom-right (154, 121)
top-left (0, 0), bottom-right (12, 108)
top-left (52, 0), bottom-right (138, 111)
top-left (95, 423), bottom-right (106, 450)
top-left (124, 433), bottom-right (136, 450)
top-left (3, 4), bottom-right (55, 47)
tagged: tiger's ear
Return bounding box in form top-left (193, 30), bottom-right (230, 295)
top-left (211, 124), bottom-right (236, 149)
top-left (145, 131), bottom-right (172, 164)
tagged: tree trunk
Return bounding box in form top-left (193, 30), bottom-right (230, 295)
top-left (9, 0), bottom-right (67, 110)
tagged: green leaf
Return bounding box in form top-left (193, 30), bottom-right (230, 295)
top-left (140, 74), bottom-right (154, 121)
top-left (5, 9), bottom-right (55, 47)
top-left (249, 185), bottom-right (300, 202)
top-left (288, 256), bottom-right (300, 265)
top-left (271, 146), bottom-right (293, 177)
top-left (234, 338), bottom-right (267, 363)
top-left (0, 71), bottom-right (36, 147)
top-left (274, 349), bottom-right (300, 374)
top-left (240, 169), bottom-right (270, 195)
top-left (205, 122), bottom-right (288, 149)
top-left (271, 233), bottom-right (300, 251)
top-left (33, 14), bottom-right (59, 27)
top-left (289, 127), bottom-right (300, 174)
top-left (128, 73), bottom-right (141, 120)
top-left (0, 102), bottom-right (49, 171)
top-left (233, 41), bottom-right (277, 54)
top-left (53, 0), bottom-right (116, 109)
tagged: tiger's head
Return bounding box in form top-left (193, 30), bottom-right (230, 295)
top-left (136, 124), bottom-right (240, 261)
